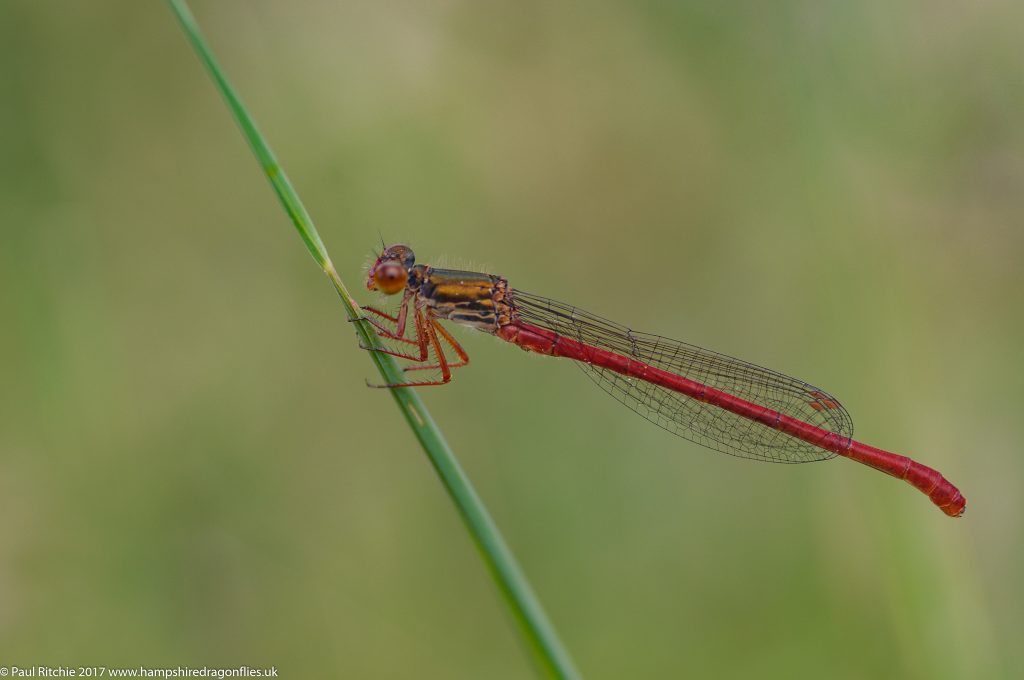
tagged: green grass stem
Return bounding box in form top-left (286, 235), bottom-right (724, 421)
top-left (166, 2), bottom-right (581, 678)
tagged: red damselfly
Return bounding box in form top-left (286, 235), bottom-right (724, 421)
top-left (359, 244), bottom-right (966, 517)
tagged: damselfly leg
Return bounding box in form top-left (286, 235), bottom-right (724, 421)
top-left (362, 307), bottom-right (467, 388)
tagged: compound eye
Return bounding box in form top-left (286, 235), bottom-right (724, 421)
top-left (373, 263), bottom-right (408, 294)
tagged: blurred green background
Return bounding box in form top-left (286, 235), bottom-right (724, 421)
top-left (1, 1), bottom-right (1022, 678)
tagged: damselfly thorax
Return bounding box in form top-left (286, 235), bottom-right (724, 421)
top-left (406, 265), bottom-right (512, 333)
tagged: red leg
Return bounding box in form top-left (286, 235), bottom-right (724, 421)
top-left (403, 320), bottom-right (470, 372)
top-left (361, 305), bottom-right (401, 324)
top-left (367, 315), bottom-right (453, 388)
top-left (360, 305), bottom-right (428, 364)
top-left (361, 306), bottom-right (430, 362)
top-left (360, 308), bottom-right (417, 346)
top-left (362, 290), bottom-right (413, 339)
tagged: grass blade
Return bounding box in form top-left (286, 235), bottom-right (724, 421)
top-left (166, 2), bottom-right (581, 677)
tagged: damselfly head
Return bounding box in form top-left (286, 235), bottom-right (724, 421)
top-left (367, 244), bottom-right (416, 294)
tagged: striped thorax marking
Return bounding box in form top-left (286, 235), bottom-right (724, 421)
top-left (416, 267), bottom-right (509, 333)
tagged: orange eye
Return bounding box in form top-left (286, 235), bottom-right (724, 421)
top-left (373, 263), bottom-right (408, 294)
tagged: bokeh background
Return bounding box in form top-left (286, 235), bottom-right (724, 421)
top-left (2, 2), bottom-right (1022, 678)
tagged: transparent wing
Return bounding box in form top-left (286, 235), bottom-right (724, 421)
top-left (509, 290), bottom-right (854, 463)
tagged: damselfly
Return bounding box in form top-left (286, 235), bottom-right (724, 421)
top-left (359, 244), bottom-right (965, 517)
